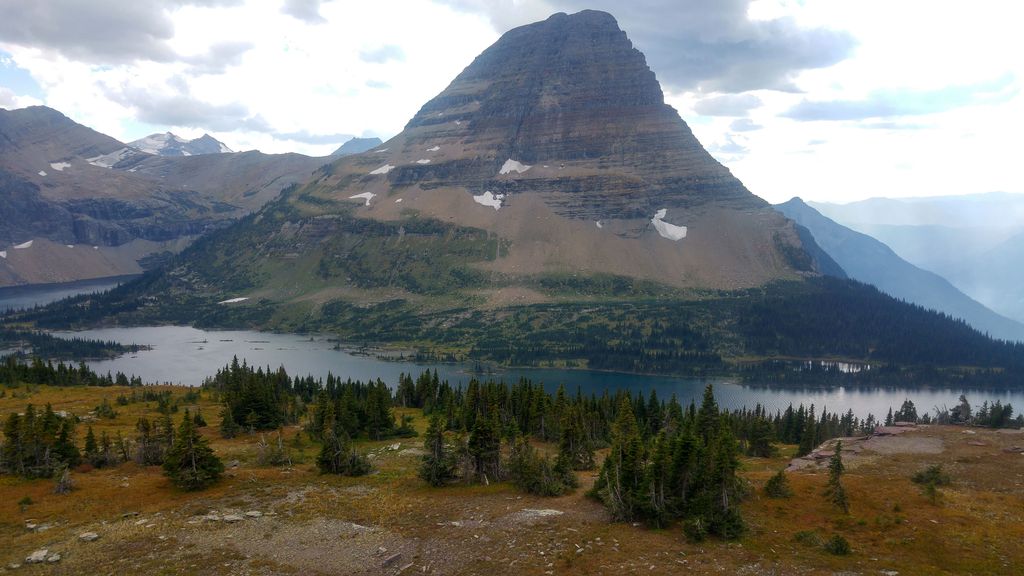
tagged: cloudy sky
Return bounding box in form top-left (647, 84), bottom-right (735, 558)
top-left (1, 0), bottom-right (1021, 204)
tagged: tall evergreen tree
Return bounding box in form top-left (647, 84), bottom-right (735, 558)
top-left (52, 419), bottom-right (80, 468)
top-left (797, 405), bottom-right (817, 457)
top-left (219, 403), bottom-right (239, 439)
top-left (467, 408), bottom-right (502, 483)
top-left (824, 441), bottom-right (849, 513)
top-left (163, 410), bottom-right (224, 491)
top-left (83, 426), bottom-right (99, 466)
top-left (558, 405), bottom-right (595, 471)
top-left (317, 428), bottom-right (371, 476)
top-left (420, 414), bottom-right (455, 486)
top-left (706, 426), bottom-right (744, 538)
top-left (1, 413), bottom-right (24, 476)
top-left (591, 396), bottom-right (644, 520)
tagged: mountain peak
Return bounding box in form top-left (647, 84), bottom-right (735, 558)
top-left (330, 137), bottom-right (383, 157)
top-left (293, 11), bottom-right (821, 291)
top-left (130, 132), bottom-right (232, 156)
top-left (408, 9), bottom-right (661, 135)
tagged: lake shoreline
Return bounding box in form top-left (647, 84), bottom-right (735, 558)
top-left (27, 325), bottom-right (1024, 421)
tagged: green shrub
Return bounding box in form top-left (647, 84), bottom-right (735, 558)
top-left (911, 464), bottom-right (951, 486)
top-left (764, 469), bottom-right (793, 498)
top-left (824, 534), bottom-right (851, 555)
top-left (793, 530), bottom-right (823, 547)
top-left (317, 429), bottom-right (371, 476)
top-left (507, 437), bottom-right (576, 497)
top-left (683, 517), bottom-right (708, 543)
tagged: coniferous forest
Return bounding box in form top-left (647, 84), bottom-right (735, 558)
top-left (8, 277), bottom-right (1024, 387)
top-left (5, 356), bottom-right (1017, 544)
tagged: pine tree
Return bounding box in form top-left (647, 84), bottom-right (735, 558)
top-left (1, 413), bottom-right (24, 476)
top-left (746, 417), bottom-right (776, 457)
top-left (317, 428), bottom-right (371, 476)
top-left (163, 410), bottom-right (224, 491)
top-left (159, 412), bottom-right (175, 449)
top-left (420, 414), bottom-right (455, 486)
top-left (895, 399), bottom-right (918, 423)
top-left (52, 419), bottom-right (80, 468)
top-left (467, 408), bottom-right (502, 483)
top-left (797, 405), bottom-right (817, 457)
top-left (707, 425), bottom-right (744, 538)
top-left (824, 441), bottom-right (849, 513)
top-left (135, 417), bottom-right (165, 465)
top-left (764, 469), bottom-right (793, 498)
top-left (219, 404), bottom-right (239, 439)
top-left (590, 396), bottom-right (644, 520)
top-left (558, 405), bottom-right (595, 471)
top-left (507, 435), bottom-right (573, 496)
top-left (83, 426), bottom-right (99, 466)
top-left (696, 384), bottom-right (720, 444)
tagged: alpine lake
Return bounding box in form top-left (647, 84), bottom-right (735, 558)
top-left (4, 279), bottom-right (1022, 420)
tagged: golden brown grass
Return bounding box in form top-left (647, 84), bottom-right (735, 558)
top-left (2, 385), bottom-right (1023, 575)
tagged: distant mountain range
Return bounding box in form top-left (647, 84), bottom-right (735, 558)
top-left (129, 132), bottom-right (233, 156)
top-left (777, 198), bottom-right (1024, 341)
top-left (0, 106), bottom-right (323, 287)
top-left (810, 193), bottom-right (1024, 325)
top-left (330, 137), bottom-right (383, 157)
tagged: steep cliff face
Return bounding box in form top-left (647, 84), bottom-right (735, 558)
top-left (290, 10), bottom-right (817, 293)
top-left (399, 10), bottom-right (755, 216)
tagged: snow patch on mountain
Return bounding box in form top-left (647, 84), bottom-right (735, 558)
top-left (218, 297), bottom-right (249, 304)
top-left (87, 147), bottom-right (138, 168)
top-left (349, 192), bottom-right (377, 206)
top-left (37, 171), bottom-right (46, 177)
top-left (49, 162), bottom-right (70, 171)
top-left (500, 159), bottom-right (531, 175)
top-left (13, 240), bottom-right (33, 249)
top-left (416, 159), bottom-right (431, 164)
top-left (370, 164), bottom-right (395, 175)
top-left (426, 146), bottom-right (440, 152)
top-left (651, 209), bottom-right (687, 241)
top-left (473, 191), bottom-right (504, 210)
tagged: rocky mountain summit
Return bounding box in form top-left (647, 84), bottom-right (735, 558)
top-left (0, 106), bottom-right (322, 286)
top-left (129, 132), bottom-right (233, 156)
top-left (330, 137), bottom-right (383, 157)
top-left (278, 10), bottom-right (830, 298)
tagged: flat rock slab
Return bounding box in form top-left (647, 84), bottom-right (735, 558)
top-left (508, 509), bottom-right (564, 524)
top-left (80, 531), bottom-right (100, 542)
top-left (863, 434), bottom-right (944, 455)
top-left (25, 550), bottom-right (49, 564)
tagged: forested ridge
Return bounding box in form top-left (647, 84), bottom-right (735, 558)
top-left (7, 274), bottom-right (1024, 386)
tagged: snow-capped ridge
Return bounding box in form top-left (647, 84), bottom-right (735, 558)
top-left (128, 132), bottom-right (233, 157)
